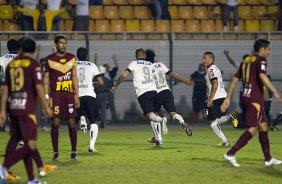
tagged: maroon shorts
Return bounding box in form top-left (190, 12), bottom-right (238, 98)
top-left (50, 91), bottom-right (77, 119)
top-left (9, 115), bottom-right (37, 141)
top-left (243, 101), bottom-right (267, 128)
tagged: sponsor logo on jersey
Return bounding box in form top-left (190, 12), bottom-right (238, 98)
top-left (137, 60), bottom-right (152, 65)
top-left (209, 68), bottom-right (215, 77)
top-left (5, 54), bottom-right (17, 59)
top-left (58, 72), bottom-right (71, 81)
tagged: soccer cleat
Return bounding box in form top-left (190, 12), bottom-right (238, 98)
top-left (27, 178), bottom-right (47, 184)
top-left (230, 112), bottom-right (238, 128)
top-left (71, 152), bottom-right (77, 160)
top-left (224, 154), bottom-right (240, 167)
top-left (265, 158), bottom-right (282, 167)
top-left (0, 165), bottom-right (7, 184)
top-left (6, 171), bottom-right (20, 180)
top-left (182, 123), bottom-right (192, 137)
top-left (162, 117), bottom-right (168, 134)
top-left (148, 137), bottom-right (160, 146)
top-left (39, 165), bottom-right (57, 177)
top-left (217, 140), bottom-right (230, 147)
top-left (53, 152), bottom-right (59, 161)
top-left (89, 149), bottom-right (97, 153)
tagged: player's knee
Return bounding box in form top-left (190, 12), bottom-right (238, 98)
top-left (248, 126), bottom-right (258, 136)
top-left (27, 140), bottom-right (36, 151)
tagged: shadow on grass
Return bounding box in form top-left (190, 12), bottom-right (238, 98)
top-left (256, 166), bottom-right (282, 178)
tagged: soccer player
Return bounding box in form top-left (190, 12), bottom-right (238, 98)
top-left (221, 39), bottom-right (282, 167)
top-left (43, 35), bottom-right (80, 160)
top-left (202, 51), bottom-right (237, 147)
top-left (0, 37), bottom-right (53, 184)
top-left (76, 47), bottom-right (104, 153)
top-left (111, 48), bottom-right (167, 145)
top-left (145, 49), bottom-right (193, 145)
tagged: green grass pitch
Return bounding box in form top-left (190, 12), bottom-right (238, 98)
top-left (1, 124), bottom-right (282, 184)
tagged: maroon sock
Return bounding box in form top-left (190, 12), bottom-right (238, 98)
top-left (3, 145), bottom-right (32, 169)
top-left (227, 131), bottom-right (253, 156)
top-left (68, 126), bottom-right (77, 152)
top-left (32, 149), bottom-right (44, 169)
top-left (4, 137), bottom-right (18, 160)
top-left (51, 125), bottom-right (59, 153)
top-left (259, 131), bottom-right (271, 161)
top-left (23, 154), bottom-right (34, 181)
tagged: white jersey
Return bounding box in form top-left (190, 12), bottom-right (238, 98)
top-left (76, 60), bottom-right (100, 98)
top-left (205, 64), bottom-right (227, 100)
top-left (127, 60), bottom-right (156, 97)
top-left (153, 62), bottom-right (170, 93)
top-left (0, 53), bottom-right (18, 75)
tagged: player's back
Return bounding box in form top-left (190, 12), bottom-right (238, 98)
top-left (153, 62), bottom-right (170, 93)
top-left (127, 60), bottom-right (156, 96)
top-left (235, 54), bottom-right (266, 103)
top-left (4, 56), bottom-right (42, 116)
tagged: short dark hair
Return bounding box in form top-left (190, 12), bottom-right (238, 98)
top-left (77, 47), bottom-right (88, 61)
top-left (7, 39), bottom-right (19, 53)
top-left (54, 35), bottom-right (67, 43)
top-left (18, 37), bottom-right (36, 53)
top-left (253, 39), bottom-right (270, 53)
top-left (204, 51), bottom-right (215, 61)
top-left (145, 49), bottom-right (156, 63)
top-left (135, 48), bottom-right (146, 60)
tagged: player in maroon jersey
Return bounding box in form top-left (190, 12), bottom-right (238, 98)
top-left (43, 35), bottom-right (80, 160)
top-left (0, 37), bottom-right (53, 184)
top-left (221, 39), bottom-right (282, 167)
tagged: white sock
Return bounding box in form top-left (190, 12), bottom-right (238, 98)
top-left (210, 121), bottom-right (228, 143)
top-left (150, 121), bottom-right (162, 142)
top-left (173, 114), bottom-right (184, 124)
top-left (148, 113), bottom-right (163, 123)
top-left (216, 115), bottom-right (230, 125)
top-left (89, 124), bottom-right (98, 150)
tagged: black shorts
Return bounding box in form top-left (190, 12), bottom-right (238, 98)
top-left (155, 89), bottom-right (176, 113)
top-left (205, 98), bottom-right (227, 121)
top-left (77, 96), bottom-right (99, 124)
top-left (137, 91), bottom-right (157, 116)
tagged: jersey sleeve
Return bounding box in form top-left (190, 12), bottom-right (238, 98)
top-left (32, 61), bottom-right (43, 85)
top-left (234, 62), bottom-right (243, 79)
top-left (207, 66), bottom-right (217, 80)
top-left (127, 61), bottom-right (135, 72)
top-left (257, 59), bottom-right (267, 74)
top-left (161, 63), bottom-right (171, 75)
top-left (93, 64), bottom-right (101, 78)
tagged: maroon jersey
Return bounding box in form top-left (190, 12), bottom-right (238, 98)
top-left (43, 53), bottom-right (76, 93)
top-left (234, 54), bottom-right (267, 103)
top-left (3, 56), bottom-right (43, 116)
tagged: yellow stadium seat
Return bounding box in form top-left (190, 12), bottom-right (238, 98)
top-left (260, 20), bottom-right (275, 31)
top-left (172, 0), bottom-right (187, 4)
top-left (126, 20), bottom-right (140, 31)
top-left (140, 20), bottom-right (155, 32)
top-left (128, 0), bottom-right (145, 5)
top-left (171, 20), bottom-right (185, 32)
top-left (104, 6), bottom-right (119, 19)
top-left (134, 6), bottom-right (151, 19)
top-left (238, 0), bottom-right (246, 4)
top-left (185, 20), bottom-right (200, 31)
top-left (68, 0), bottom-right (77, 5)
top-left (0, 0), bottom-right (6, 4)
top-left (260, 0), bottom-right (276, 5)
top-left (95, 20), bottom-right (109, 31)
top-left (238, 6), bottom-right (253, 19)
top-left (267, 6), bottom-right (280, 18)
top-left (0, 20), bottom-right (3, 31)
top-left (0, 5), bottom-right (13, 19)
top-left (200, 20), bottom-right (215, 32)
top-left (119, 6), bottom-right (133, 19)
top-left (201, 0), bottom-right (216, 4)
top-left (113, 0), bottom-right (128, 5)
top-left (209, 6), bottom-right (222, 19)
top-left (103, 0), bottom-right (113, 5)
top-left (60, 8), bottom-right (72, 19)
top-left (155, 20), bottom-right (170, 32)
top-left (60, 20), bottom-right (64, 31)
top-left (110, 20), bottom-right (125, 31)
top-left (64, 20), bottom-right (73, 31)
top-left (187, 0), bottom-right (201, 5)
top-left (4, 20), bottom-right (18, 31)
top-left (193, 6), bottom-right (208, 19)
top-left (89, 6), bottom-right (104, 19)
top-left (89, 20), bottom-right (95, 31)
top-left (246, 0), bottom-right (260, 5)
top-left (169, 6), bottom-right (178, 19)
top-left (253, 6), bottom-right (267, 19)
top-left (238, 20), bottom-right (245, 31)
top-left (245, 20), bottom-right (259, 32)
top-left (178, 6), bottom-right (193, 19)
top-left (215, 19), bottom-right (223, 31)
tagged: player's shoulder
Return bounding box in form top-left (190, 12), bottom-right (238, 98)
top-left (65, 52), bottom-right (76, 58)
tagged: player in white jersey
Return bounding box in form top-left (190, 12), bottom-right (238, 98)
top-left (145, 49), bottom-right (193, 145)
top-left (111, 48), bottom-right (167, 146)
top-left (76, 47), bottom-right (104, 153)
top-left (203, 51), bottom-right (237, 147)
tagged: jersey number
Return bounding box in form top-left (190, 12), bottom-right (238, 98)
top-left (143, 67), bottom-right (151, 80)
top-left (10, 68), bottom-right (24, 91)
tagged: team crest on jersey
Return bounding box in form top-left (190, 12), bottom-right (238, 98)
top-left (209, 68), bottom-right (215, 77)
top-left (261, 64), bottom-right (266, 71)
top-left (60, 59), bottom-right (66, 63)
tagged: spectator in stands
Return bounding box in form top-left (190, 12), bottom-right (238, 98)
top-left (89, 0), bottom-right (103, 5)
top-left (47, 0), bottom-right (69, 31)
top-left (149, 0), bottom-right (170, 20)
top-left (20, 0), bottom-right (39, 31)
top-left (73, 0), bottom-right (90, 31)
top-left (223, 0), bottom-right (238, 32)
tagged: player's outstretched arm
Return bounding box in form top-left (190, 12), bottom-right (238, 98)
top-left (112, 54), bottom-right (119, 68)
top-left (221, 76), bottom-right (239, 112)
top-left (0, 85), bottom-right (8, 126)
top-left (259, 73), bottom-right (282, 104)
top-left (223, 50), bottom-right (238, 69)
top-left (111, 70), bottom-right (130, 92)
top-left (94, 53), bottom-right (98, 65)
top-left (168, 72), bottom-right (194, 86)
